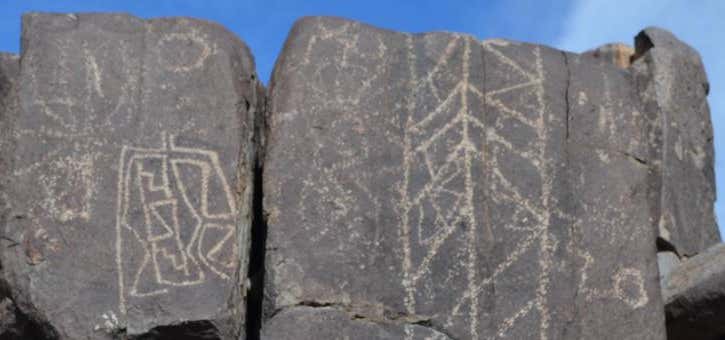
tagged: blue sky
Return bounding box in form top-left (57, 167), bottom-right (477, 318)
top-left (1, 0), bottom-right (724, 238)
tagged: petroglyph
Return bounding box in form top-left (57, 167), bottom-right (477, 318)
top-left (263, 17), bottom-right (676, 340)
top-left (157, 29), bottom-right (215, 73)
top-left (397, 30), bottom-right (560, 339)
top-left (116, 133), bottom-right (238, 312)
top-left (39, 153), bottom-right (98, 222)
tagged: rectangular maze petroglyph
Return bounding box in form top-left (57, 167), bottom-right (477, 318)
top-left (115, 133), bottom-right (238, 311)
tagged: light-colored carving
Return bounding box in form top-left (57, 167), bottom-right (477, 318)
top-left (158, 30), bottom-right (215, 73)
top-left (577, 249), bottom-right (649, 309)
top-left (115, 133), bottom-right (237, 314)
top-left (287, 21), bottom-right (648, 340)
top-left (398, 33), bottom-right (557, 340)
top-left (37, 153), bottom-right (98, 222)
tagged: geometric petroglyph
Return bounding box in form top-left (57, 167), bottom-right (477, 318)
top-left (158, 30), bottom-right (214, 73)
top-left (577, 250), bottom-right (648, 309)
top-left (398, 33), bottom-right (556, 340)
top-left (115, 132), bottom-right (237, 311)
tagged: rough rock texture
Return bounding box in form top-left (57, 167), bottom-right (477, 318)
top-left (583, 43), bottom-right (634, 68)
top-left (1, 13), bottom-right (262, 339)
top-left (630, 27), bottom-right (720, 256)
top-left (0, 53), bottom-right (26, 340)
top-left (0, 53), bottom-right (19, 228)
top-left (657, 251), bottom-right (680, 286)
top-left (0, 12), bottom-right (720, 340)
top-left (662, 243), bottom-right (725, 340)
top-left (263, 17), bottom-right (665, 340)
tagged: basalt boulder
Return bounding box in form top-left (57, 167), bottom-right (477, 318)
top-left (1, 13), bottom-right (263, 339)
top-left (262, 17), bottom-right (670, 340)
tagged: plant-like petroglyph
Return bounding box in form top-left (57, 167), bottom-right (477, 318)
top-left (400, 36), bottom-right (564, 340)
top-left (399, 35), bottom-right (487, 340)
top-left (274, 19), bottom-right (654, 340)
top-left (115, 133), bottom-right (237, 313)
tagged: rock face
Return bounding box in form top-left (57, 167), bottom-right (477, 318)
top-left (0, 52), bottom-right (19, 228)
top-left (0, 13), bottom-right (720, 340)
top-left (1, 13), bottom-right (262, 339)
top-left (630, 27), bottom-right (719, 256)
top-left (262, 17), bottom-right (665, 340)
top-left (662, 243), bottom-right (725, 340)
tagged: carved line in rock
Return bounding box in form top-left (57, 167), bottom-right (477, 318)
top-left (399, 37), bottom-right (557, 340)
top-left (272, 19), bottom-right (652, 340)
top-left (115, 132), bottom-right (238, 314)
top-left (157, 29), bottom-right (215, 73)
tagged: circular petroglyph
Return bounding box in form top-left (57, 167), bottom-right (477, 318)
top-left (158, 32), bottom-right (211, 73)
top-left (613, 267), bottom-right (648, 309)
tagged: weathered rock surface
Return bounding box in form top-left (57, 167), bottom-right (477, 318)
top-left (263, 17), bottom-right (665, 339)
top-left (0, 12), bottom-right (719, 340)
top-left (0, 53), bottom-right (19, 222)
top-left (662, 243), bottom-right (725, 340)
top-left (1, 13), bottom-right (262, 339)
top-left (630, 27), bottom-right (720, 256)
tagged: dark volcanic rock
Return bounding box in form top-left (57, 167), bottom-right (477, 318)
top-left (631, 27), bottom-right (720, 256)
top-left (662, 243), bottom-right (725, 340)
top-left (263, 17), bottom-right (665, 339)
top-left (0, 52), bottom-right (19, 223)
top-left (0, 53), bottom-right (21, 339)
top-left (1, 13), bottom-right (262, 339)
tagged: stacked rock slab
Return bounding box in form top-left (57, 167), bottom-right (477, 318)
top-left (630, 27), bottom-right (720, 256)
top-left (1, 13), bottom-right (262, 339)
top-left (263, 17), bottom-right (665, 339)
top-left (662, 243), bottom-right (725, 340)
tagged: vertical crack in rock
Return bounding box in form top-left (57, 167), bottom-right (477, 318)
top-left (244, 147), bottom-right (267, 340)
top-left (562, 51), bottom-right (571, 141)
top-left (245, 85), bottom-right (268, 340)
top-left (479, 40), bottom-right (496, 336)
top-left (559, 50), bottom-right (579, 339)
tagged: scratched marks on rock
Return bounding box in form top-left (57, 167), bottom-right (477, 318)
top-left (285, 20), bottom-right (652, 340)
top-left (115, 133), bottom-right (238, 312)
top-left (399, 36), bottom-right (562, 339)
top-left (400, 35), bottom-right (487, 339)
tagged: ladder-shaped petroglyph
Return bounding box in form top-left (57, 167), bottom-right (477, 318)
top-left (115, 133), bottom-right (238, 313)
